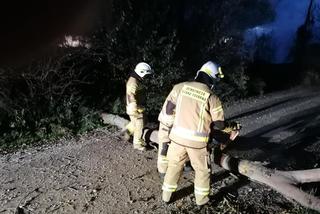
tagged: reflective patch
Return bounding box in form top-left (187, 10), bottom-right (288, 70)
top-left (181, 85), bottom-right (210, 103)
top-left (133, 139), bottom-right (144, 145)
top-left (127, 85), bottom-right (137, 94)
top-left (158, 156), bottom-right (168, 163)
top-left (162, 183), bottom-right (177, 192)
top-left (211, 105), bottom-right (223, 114)
top-left (194, 186), bottom-right (210, 196)
top-left (171, 126), bottom-right (209, 142)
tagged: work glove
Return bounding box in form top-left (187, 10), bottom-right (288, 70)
top-left (229, 121), bottom-right (242, 131)
top-left (137, 108), bottom-right (145, 113)
top-left (224, 121), bottom-right (241, 132)
top-left (220, 121), bottom-right (241, 150)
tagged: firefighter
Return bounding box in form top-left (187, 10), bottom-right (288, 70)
top-left (161, 61), bottom-right (238, 206)
top-left (157, 93), bottom-right (192, 177)
top-left (124, 62), bottom-right (153, 151)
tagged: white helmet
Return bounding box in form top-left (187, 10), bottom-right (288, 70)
top-left (134, 62), bottom-right (153, 78)
top-left (196, 61), bottom-right (224, 80)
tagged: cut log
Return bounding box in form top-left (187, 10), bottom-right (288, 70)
top-left (101, 113), bottom-right (129, 131)
top-left (217, 152), bottom-right (320, 212)
top-left (101, 113), bottom-right (320, 212)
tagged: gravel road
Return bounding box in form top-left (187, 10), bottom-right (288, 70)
top-left (1, 87), bottom-right (319, 214)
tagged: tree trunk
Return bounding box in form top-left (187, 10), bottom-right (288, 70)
top-left (216, 152), bottom-right (320, 211)
top-left (101, 113), bottom-right (320, 212)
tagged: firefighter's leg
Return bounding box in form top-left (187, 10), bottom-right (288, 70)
top-left (120, 116), bottom-right (134, 141)
top-left (157, 123), bottom-right (170, 175)
top-left (187, 147), bottom-right (211, 206)
top-left (162, 143), bottom-right (187, 202)
top-left (127, 116), bottom-right (136, 135)
top-left (132, 114), bottom-right (146, 151)
top-left (158, 142), bottom-right (169, 176)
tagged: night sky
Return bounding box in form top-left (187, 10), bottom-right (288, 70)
top-left (245, 0), bottom-right (319, 63)
top-left (0, 0), bottom-right (112, 65)
top-left (0, 0), bottom-right (318, 66)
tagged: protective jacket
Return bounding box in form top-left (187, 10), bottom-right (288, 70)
top-left (160, 81), bottom-right (224, 149)
top-left (126, 73), bottom-right (145, 116)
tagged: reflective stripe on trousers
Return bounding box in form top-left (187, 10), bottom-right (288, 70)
top-left (194, 186), bottom-right (210, 196)
top-left (162, 142), bottom-right (211, 205)
top-left (158, 156), bottom-right (168, 164)
top-left (162, 182), bottom-right (177, 192)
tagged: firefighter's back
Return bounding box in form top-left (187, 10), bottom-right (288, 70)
top-left (169, 81), bottom-right (214, 149)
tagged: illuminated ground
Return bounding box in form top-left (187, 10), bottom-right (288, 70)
top-left (1, 86), bottom-right (319, 214)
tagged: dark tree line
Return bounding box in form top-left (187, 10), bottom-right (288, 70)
top-left (0, 0), bottom-right (275, 148)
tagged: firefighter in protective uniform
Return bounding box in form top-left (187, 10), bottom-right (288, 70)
top-left (161, 61), bottom-right (238, 206)
top-left (124, 62), bottom-right (153, 151)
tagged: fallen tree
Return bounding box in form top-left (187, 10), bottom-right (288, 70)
top-left (101, 113), bottom-right (320, 212)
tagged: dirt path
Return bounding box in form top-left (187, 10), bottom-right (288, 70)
top-left (1, 87), bottom-right (320, 214)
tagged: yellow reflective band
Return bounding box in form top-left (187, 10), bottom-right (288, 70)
top-left (133, 139), bottom-right (144, 145)
top-left (194, 186), bottom-right (210, 196)
top-left (127, 85), bottom-right (137, 94)
top-left (194, 189), bottom-right (210, 196)
top-left (162, 183), bottom-right (177, 192)
top-left (171, 127), bottom-right (209, 143)
top-left (212, 106), bottom-right (223, 114)
top-left (203, 67), bottom-right (213, 76)
top-left (137, 108), bottom-right (144, 113)
top-left (159, 156), bottom-right (168, 163)
top-left (181, 85), bottom-right (210, 103)
top-left (195, 186), bottom-right (210, 191)
top-left (159, 159), bottom-right (169, 164)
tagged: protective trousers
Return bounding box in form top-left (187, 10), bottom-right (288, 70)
top-left (126, 114), bottom-right (145, 149)
top-left (157, 123), bottom-right (170, 174)
top-left (162, 142), bottom-right (211, 205)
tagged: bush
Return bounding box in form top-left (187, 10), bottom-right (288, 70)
top-left (0, 58), bottom-right (102, 150)
top-left (302, 69), bottom-right (320, 86)
top-left (0, 0), bottom-right (275, 150)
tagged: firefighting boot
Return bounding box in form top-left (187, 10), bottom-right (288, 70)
top-left (120, 129), bottom-right (131, 142)
top-left (195, 195), bottom-right (210, 206)
top-left (121, 122), bottom-right (134, 142)
top-left (133, 139), bottom-right (146, 151)
top-left (134, 145), bottom-right (146, 151)
top-left (162, 191), bottom-right (172, 203)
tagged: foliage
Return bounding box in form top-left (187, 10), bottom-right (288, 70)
top-left (302, 69), bottom-right (320, 86)
top-left (101, 0), bottom-right (274, 106)
top-left (0, 58), bottom-right (102, 150)
top-left (101, 0), bottom-right (184, 114)
top-left (0, 0), bottom-right (274, 150)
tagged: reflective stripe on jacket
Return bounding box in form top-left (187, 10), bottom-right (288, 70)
top-left (166, 81), bottom-right (224, 148)
top-left (126, 76), bottom-right (145, 115)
